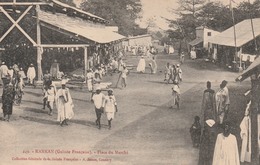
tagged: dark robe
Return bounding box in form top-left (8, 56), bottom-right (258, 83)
top-left (2, 84), bottom-right (15, 115)
top-left (201, 89), bottom-right (216, 128)
top-left (198, 124), bottom-right (217, 165)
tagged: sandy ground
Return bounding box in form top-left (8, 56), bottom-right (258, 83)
top-left (0, 53), bottom-right (254, 165)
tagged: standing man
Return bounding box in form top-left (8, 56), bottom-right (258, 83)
top-left (103, 89), bottom-right (118, 129)
top-left (56, 80), bottom-right (74, 126)
top-left (2, 78), bottom-right (15, 121)
top-left (91, 86), bottom-right (105, 129)
top-left (201, 81), bottom-right (216, 128)
top-left (212, 122), bottom-right (240, 165)
top-left (50, 59), bottom-right (60, 80)
top-left (0, 62), bottom-right (9, 86)
top-left (27, 63), bottom-right (36, 85)
top-left (215, 80), bottom-right (230, 124)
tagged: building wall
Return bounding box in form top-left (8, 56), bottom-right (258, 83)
top-left (203, 28), bottom-right (220, 50)
top-left (196, 27), bottom-right (204, 39)
top-left (128, 36), bottom-right (152, 47)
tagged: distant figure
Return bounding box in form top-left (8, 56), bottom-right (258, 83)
top-left (43, 70), bottom-right (52, 87)
top-left (169, 45), bottom-right (174, 54)
top-left (19, 68), bottom-right (26, 80)
top-left (164, 63), bottom-right (171, 82)
top-left (2, 78), bottom-right (15, 121)
top-left (103, 89), bottom-right (118, 130)
top-left (111, 58), bottom-right (118, 73)
top-left (50, 59), bottom-right (60, 79)
top-left (46, 81), bottom-right (56, 116)
top-left (190, 47), bottom-right (197, 60)
top-left (56, 80), bottom-right (74, 126)
top-left (122, 65), bottom-right (129, 88)
top-left (175, 64), bottom-right (182, 83)
top-left (170, 83), bottom-right (180, 110)
top-left (180, 52), bottom-right (185, 64)
top-left (150, 56), bottom-right (157, 74)
top-left (86, 69), bottom-right (94, 92)
top-left (244, 55), bottom-right (251, 69)
top-left (27, 63), bottom-right (36, 85)
top-left (190, 116), bottom-right (201, 148)
top-left (212, 122), bottom-right (240, 165)
top-left (0, 62), bottom-right (9, 85)
top-left (137, 56), bottom-right (146, 73)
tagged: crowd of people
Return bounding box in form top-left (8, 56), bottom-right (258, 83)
top-left (189, 80), bottom-right (250, 165)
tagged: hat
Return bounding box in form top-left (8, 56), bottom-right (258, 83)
top-left (108, 88), bottom-right (113, 92)
top-left (96, 86), bottom-right (101, 90)
top-left (205, 119), bottom-right (215, 127)
top-left (176, 64), bottom-right (180, 67)
top-left (2, 62), bottom-right (5, 64)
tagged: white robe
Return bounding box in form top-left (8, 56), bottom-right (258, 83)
top-left (56, 88), bottom-right (74, 123)
top-left (190, 50), bottom-right (197, 59)
top-left (27, 67), bottom-right (36, 81)
top-left (240, 101), bottom-right (251, 163)
top-left (240, 115), bottom-right (251, 162)
top-left (212, 133), bottom-right (240, 165)
top-left (103, 95), bottom-right (117, 120)
top-left (137, 58), bottom-right (146, 72)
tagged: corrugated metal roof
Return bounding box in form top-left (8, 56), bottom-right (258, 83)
top-left (51, 0), bottom-right (107, 22)
top-left (38, 10), bottom-right (125, 44)
top-left (236, 56), bottom-right (260, 82)
top-left (189, 37), bottom-right (203, 46)
top-left (208, 18), bottom-right (260, 47)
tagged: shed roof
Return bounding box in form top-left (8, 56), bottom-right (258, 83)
top-left (38, 10), bottom-right (125, 44)
top-left (51, 0), bottom-right (107, 23)
top-left (208, 18), bottom-right (260, 47)
top-left (189, 37), bottom-right (203, 46)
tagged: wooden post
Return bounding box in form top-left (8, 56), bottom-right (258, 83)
top-left (250, 74), bottom-right (260, 164)
top-left (84, 47), bottom-right (88, 82)
top-left (36, 5), bottom-right (42, 81)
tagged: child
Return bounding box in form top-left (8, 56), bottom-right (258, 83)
top-left (190, 116), bottom-right (201, 148)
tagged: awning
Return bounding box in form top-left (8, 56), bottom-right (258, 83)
top-left (236, 56), bottom-right (260, 82)
top-left (189, 38), bottom-right (203, 46)
top-left (208, 18), bottom-right (260, 47)
top-left (38, 10), bottom-right (126, 44)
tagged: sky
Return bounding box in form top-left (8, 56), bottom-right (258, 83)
top-left (73, 0), bottom-right (249, 30)
top-left (139, 0), bottom-right (248, 30)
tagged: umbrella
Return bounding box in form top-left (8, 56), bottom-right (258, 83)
top-left (236, 56), bottom-right (260, 82)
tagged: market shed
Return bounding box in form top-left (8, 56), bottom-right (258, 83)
top-left (208, 18), bottom-right (260, 70)
top-left (0, 0), bottom-right (126, 82)
top-left (208, 18), bottom-right (260, 47)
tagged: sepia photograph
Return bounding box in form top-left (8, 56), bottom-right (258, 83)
top-left (0, 0), bottom-right (260, 164)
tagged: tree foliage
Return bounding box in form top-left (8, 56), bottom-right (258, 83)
top-left (80, 0), bottom-right (143, 36)
top-left (168, 0), bottom-right (260, 43)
